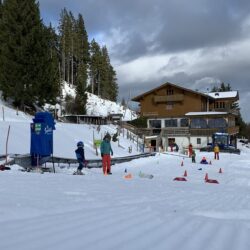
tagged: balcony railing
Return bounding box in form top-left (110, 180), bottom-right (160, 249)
top-left (190, 126), bottom-right (239, 136)
top-left (122, 122), bottom-right (239, 138)
top-left (212, 108), bottom-right (239, 115)
top-left (154, 94), bottom-right (184, 103)
top-left (161, 127), bottom-right (190, 136)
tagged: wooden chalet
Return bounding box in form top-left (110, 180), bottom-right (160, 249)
top-left (132, 82), bottom-right (239, 151)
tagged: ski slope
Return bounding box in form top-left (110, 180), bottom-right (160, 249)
top-left (1, 148), bottom-right (250, 250)
top-left (1, 100), bottom-right (250, 250)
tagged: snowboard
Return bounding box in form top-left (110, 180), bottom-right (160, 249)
top-left (139, 171), bottom-right (154, 179)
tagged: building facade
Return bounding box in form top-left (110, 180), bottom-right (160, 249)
top-left (132, 82), bottom-right (239, 152)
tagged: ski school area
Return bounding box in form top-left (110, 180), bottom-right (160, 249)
top-left (1, 110), bottom-right (250, 249)
top-left (1, 143), bottom-right (250, 250)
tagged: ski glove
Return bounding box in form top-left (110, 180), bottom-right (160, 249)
top-left (101, 153), bottom-right (104, 157)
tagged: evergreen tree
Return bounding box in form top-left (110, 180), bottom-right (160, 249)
top-left (0, 0), bottom-right (2, 18)
top-left (73, 14), bottom-right (89, 114)
top-left (212, 82), bottom-right (232, 92)
top-left (58, 8), bottom-right (75, 85)
top-left (39, 24), bottom-right (60, 105)
top-left (101, 46), bottom-right (118, 102)
top-left (0, 0), bottom-right (59, 108)
top-left (89, 41), bottom-right (118, 102)
top-left (89, 39), bottom-right (102, 95)
top-left (121, 97), bottom-right (127, 107)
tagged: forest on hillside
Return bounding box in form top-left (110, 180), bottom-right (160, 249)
top-left (0, 0), bottom-right (118, 114)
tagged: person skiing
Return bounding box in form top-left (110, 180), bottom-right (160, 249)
top-left (75, 141), bottom-right (85, 175)
top-left (100, 133), bottom-right (113, 175)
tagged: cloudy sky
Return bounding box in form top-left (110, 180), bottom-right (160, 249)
top-left (39, 0), bottom-right (250, 122)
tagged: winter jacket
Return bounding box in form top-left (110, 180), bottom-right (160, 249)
top-left (75, 147), bottom-right (85, 161)
top-left (100, 140), bottom-right (113, 155)
top-left (214, 145), bottom-right (220, 153)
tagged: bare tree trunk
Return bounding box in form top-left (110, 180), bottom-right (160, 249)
top-left (71, 38), bottom-right (74, 86)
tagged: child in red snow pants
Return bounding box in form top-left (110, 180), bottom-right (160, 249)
top-left (102, 154), bottom-right (111, 174)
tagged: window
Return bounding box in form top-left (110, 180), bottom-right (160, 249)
top-left (166, 102), bottom-right (173, 110)
top-left (165, 119), bottom-right (177, 127)
top-left (180, 118), bottom-right (189, 127)
top-left (215, 102), bottom-right (225, 109)
top-left (166, 89), bottom-right (174, 95)
top-left (197, 138), bottom-right (201, 144)
top-left (208, 118), bottom-right (227, 128)
top-left (190, 118), bottom-right (207, 128)
top-left (149, 120), bottom-right (161, 128)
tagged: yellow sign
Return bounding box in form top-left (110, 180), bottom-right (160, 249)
top-left (94, 140), bottom-right (102, 147)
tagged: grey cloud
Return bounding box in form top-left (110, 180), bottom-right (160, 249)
top-left (38, 0), bottom-right (250, 121)
top-left (39, 0), bottom-right (250, 59)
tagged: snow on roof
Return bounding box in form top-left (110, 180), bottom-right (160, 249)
top-left (207, 91), bottom-right (238, 99)
top-left (185, 111), bottom-right (228, 116)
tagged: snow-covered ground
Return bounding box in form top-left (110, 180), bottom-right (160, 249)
top-left (47, 81), bottom-right (137, 121)
top-left (1, 101), bottom-right (250, 250)
top-left (86, 92), bottom-right (137, 121)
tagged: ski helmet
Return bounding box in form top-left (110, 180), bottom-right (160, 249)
top-left (77, 141), bottom-right (84, 147)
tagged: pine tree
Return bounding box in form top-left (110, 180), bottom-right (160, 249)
top-left (58, 8), bottom-right (75, 85)
top-left (89, 41), bottom-right (118, 102)
top-left (89, 39), bottom-right (102, 95)
top-left (101, 46), bottom-right (118, 101)
top-left (73, 14), bottom-right (89, 114)
top-left (39, 24), bottom-right (60, 105)
top-left (0, 0), bottom-right (59, 108)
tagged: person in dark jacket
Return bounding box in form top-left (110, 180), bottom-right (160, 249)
top-left (100, 134), bottom-right (113, 175)
top-left (75, 141), bottom-right (85, 174)
top-left (191, 150), bottom-right (196, 163)
top-left (200, 156), bottom-right (208, 164)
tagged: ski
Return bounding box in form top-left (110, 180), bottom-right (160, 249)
top-left (139, 171), bottom-right (154, 179)
top-left (73, 171), bottom-right (85, 175)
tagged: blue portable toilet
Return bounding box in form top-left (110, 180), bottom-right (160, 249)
top-left (30, 112), bottom-right (56, 166)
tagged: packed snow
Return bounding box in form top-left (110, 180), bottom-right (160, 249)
top-left (1, 101), bottom-right (250, 250)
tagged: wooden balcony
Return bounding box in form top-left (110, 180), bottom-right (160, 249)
top-left (190, 126), bottom-right (239, 136)
top-left (212, 108), bottom-right (239, 116)
top-left (154, 94), bottom-right (184, 103)
top-left (142, 111), bottom-right (159, 117)
top-left (161, 127), bottom-right (190, 136)
top-left (122, 122), bottom-right (239, 139)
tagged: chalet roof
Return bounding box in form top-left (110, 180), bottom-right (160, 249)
top-left (207, 91), bottom-right (238, 99)
top-left (132, 82), bottom-right (211, 102)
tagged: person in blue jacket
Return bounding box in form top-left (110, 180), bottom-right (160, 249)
top-left (75, 141), bottom-right (85, 174)
top-left (100, 133), bottom-right (113, 175)
top-left (200, 156), bottom-right (208, 164)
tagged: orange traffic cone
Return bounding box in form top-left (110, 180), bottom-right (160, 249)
top-left (219, 168), bottom-right (222, 173)
top-left (183, 170), bottom-right (187, 177)
top-left (124, 173), bottom-right (133, 179)
top-left (204, 173), bottom-right (208, 181)
top-left (181, 161), bottom-right (184, 167)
